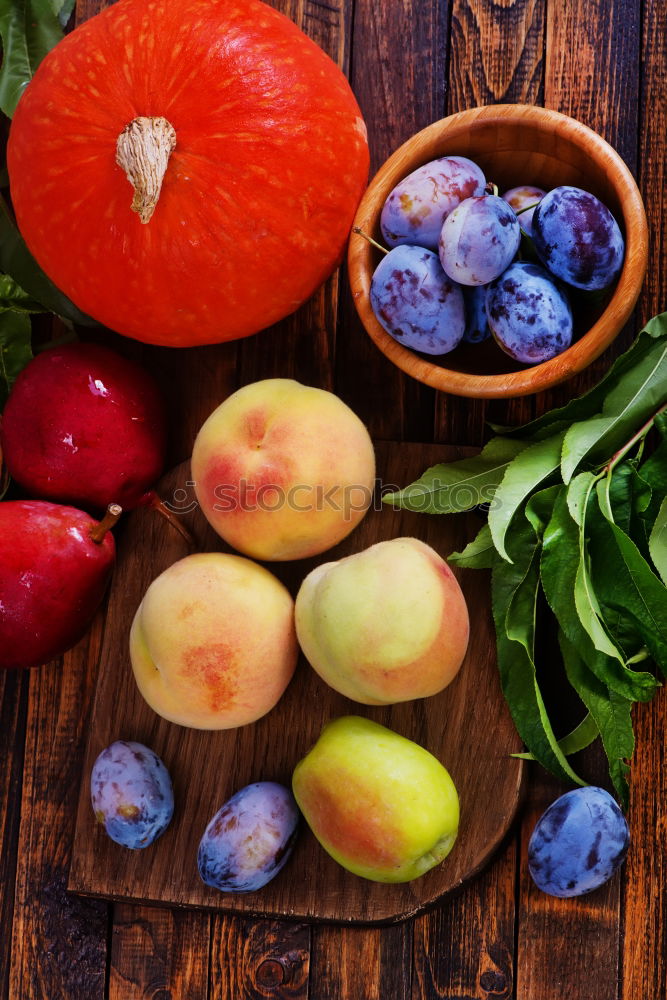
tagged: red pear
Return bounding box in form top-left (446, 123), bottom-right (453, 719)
top-left (0, 500), bottom-right (120, 669)
top-left (0, 343), bottom-right (167, 511)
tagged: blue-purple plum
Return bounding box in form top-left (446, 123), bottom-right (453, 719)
top-left (91, 740), bottom-right (174, 849)
top-left (486, 260), bottom-right (573, 364)
top-left (370, 245), bottom-right (465, 355)
top-left (532, 185), bottom-right (625, 290)
top-left (380, 156), bottom-right (486, 250)
top-left (198, 782), bottom-right (299, 893)
top-left (502, 185), bottom-right (546, 236)
top-left (462, 285), bottom-right (491, 343)
top-left (528, 786), bottom-right (630, 898)
top-left (438, 195), bottom-right (521, 286)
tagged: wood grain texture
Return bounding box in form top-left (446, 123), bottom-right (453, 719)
top-left (68, 443), bottom-right (523, 922)
top-left (540, 0), bottom-right (642, 410)
top-left (8, 632), bottom-right (109, 1000)
top-left (0, 672), bottom-right (28, 1000)
top-left (448, 0), bottom-right (545, 112)
top-left (210, 918), bottom-right (310, 999)
top-left (310, 923), bottom-right (413, 1000)
top-left (621, 2), bottom-right (667, 996)
top-left (436, 0), bottom-right (545, 444)
top-left (512, 3), bottom-right (641, 997)
top-left (334, 0), bottom-right (448, 441)
top-left (109, 905), bottom-right (211, 1000)
top-left (412, 836), bottom-right (518, 1000)
top-left (515, 759), bottom-right (623, 1000)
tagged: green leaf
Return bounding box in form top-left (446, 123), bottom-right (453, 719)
top-left (382, 436), bottom-right (528, 514)
top-left (559, 630), bottom-right (633, 810)
top-left (488, 431), bottom-right (565, 562)
top-left (492, 514), bottom-right (585, 785)
top-left (490, 313), bottom-right (667, 441)
top-left (49, 0), bottom-right (75, 28)
top-left (448, 522), bottom-right (497, 569)
top-left (567, 472), bottom-right (632, 667)
top-left (560, 337), bottom-right (667, 483)
top-left (0, 273), bottom-right (46, 312)
top-left (512, 712), bottom-right (600, 760)
top-left (524, 483), bottom-right (562, 539)
top-left (649, 497), bottom-right (667, 585)
top-left (0, 0), bottom-right (64, 117)
top-left (0, 197), bottom-right (96, 325)
top-left (541, 487), bottom-right (658, 702)
top-left (590, 503), bottom-right (667, 672)
top-left (0, 308), bottom-right (32, 407)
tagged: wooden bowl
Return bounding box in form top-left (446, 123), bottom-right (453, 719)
top-left (348, 105), bottom-right (648, 398)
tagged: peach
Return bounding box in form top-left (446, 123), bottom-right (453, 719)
top-left (191, 379), bottom-right (376, 561)
top-left (295, 537), bottom-right (469, 704)
top-left (292, 716), bottom-right (459, 883)
top-left (129, 553), bottom-right (297, 729)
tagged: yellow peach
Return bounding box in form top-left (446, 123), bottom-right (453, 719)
top-left (292, 716), bottom-right (459, 883)
top-left (130, 552), bottom-right (297, 729)
top-left (295, 537), bottom-right (469, 704)
top-left (191, 379), bottom-right (375, 561)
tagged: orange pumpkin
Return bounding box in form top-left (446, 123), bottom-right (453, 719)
top-left (8, 0), bottom-right (369, 347)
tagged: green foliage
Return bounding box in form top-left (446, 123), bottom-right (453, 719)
top-left (390, 315), bottom-right (667, 807)
top-left (0, 0), bottom-right (64, 117)
top-left (0, 307), bottom-right (32, 408)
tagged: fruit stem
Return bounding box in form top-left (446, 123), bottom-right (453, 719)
top-left (116, 116), bottom-right (177, 224)
top-left (604, 402), bottom-right (667, 476)
top-left (89, 503), bottom-right (123, 544)
top-left (352, 227), bottom-right (389, 255)
top-left (146, 491), bottom-right (196, 548)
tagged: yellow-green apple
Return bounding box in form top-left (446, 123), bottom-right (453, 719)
top-left (190, 379), bottom-right (375, 561)
top-left (292, 716), bottom-right (459, 882)
top-left (295, 537), bottom-right (469, 704)
top-left (129, 552), bottom-right (297, 729)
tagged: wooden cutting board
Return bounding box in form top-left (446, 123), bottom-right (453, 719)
top-left (68, 442), bottom-right (524, 924)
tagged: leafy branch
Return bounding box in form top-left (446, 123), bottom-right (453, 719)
top-left (386, 315), bottom-right (667, 809)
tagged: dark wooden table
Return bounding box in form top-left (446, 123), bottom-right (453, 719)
top-left (2, 0), bottom-right (665, 997)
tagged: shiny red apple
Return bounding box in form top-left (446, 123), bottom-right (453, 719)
top-left (0, 342), bottom-right (166, 511)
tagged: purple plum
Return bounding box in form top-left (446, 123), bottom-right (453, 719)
top-left (502, 185), bottom-right (546, 236)
top-left (486, 260), bottom-right (573, 364)
top-left (380, 155), bottom-right (486, 250)
top-left (198, 782), bottom-right (300, 893)
top-left (528, 786), bottom-right (630, 897)
top-left (532, 185), bottom-right (625, 290)
top-left (438, 195), bottom-right (521, 286)
top-left (370, 245), bottom-right (465, 355)
top-left (91, 740), bottom-right (174, 849)
top-left (462, 285), bottom-right (491, 343)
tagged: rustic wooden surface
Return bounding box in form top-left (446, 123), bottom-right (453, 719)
top-left (68, 445), bottom-right (523, 922)
top-left (1, 0), bottom-right (665, 996)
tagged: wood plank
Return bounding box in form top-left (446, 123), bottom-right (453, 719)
top-left (416, 7), bottom-right (547, 1000)
top-left (515, 753), bottom-right (622, 1000)
top-left (210, 917), bottom-right (310, 999)
top-left (0, 671), bottom-right (28, 1000)
top-left (334, 0), bottom-right (448, 442)
top-left (309, 923), bottom-right (413, 1000)
top-left (109, 905), bottom-right (211, 1000)
top-left (511, 4), bottom-right (641, 998)
top-left (412, 836), bottom-right (518, 999)
top-left (539, 0), bottom-right (641, 409)
top-left (8, 632), bottom-right (109, 1000)
top-left (68, 443), bottom-right (523, 921)
top-left (621, 2), bottom-right (667, 996)
top-left (435, 0), bottom-right (547, 445)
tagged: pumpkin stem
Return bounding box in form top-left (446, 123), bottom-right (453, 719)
top-left (116, 116), bottom-right (177, 224)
